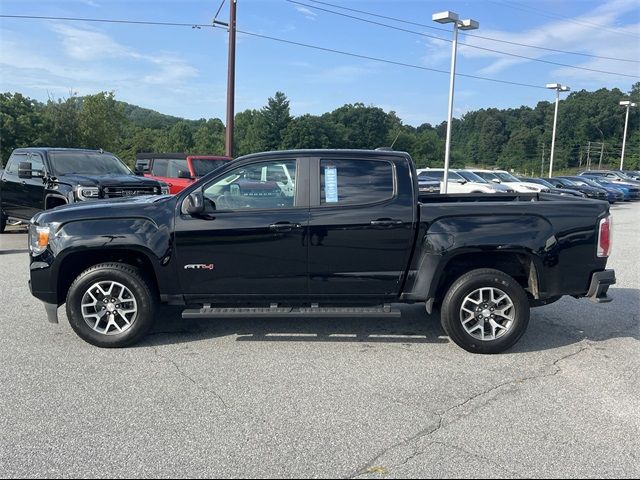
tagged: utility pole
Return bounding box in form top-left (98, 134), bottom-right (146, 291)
top-left (541, 143), bottom-right (545, 177)
top-left (586, 141), bottom-right (591, 170)
top-left (213, 0), bottom-right (237, 158)
top-left (599, 142), bottom-right (604, 169)
top-left (225, 0), bottom-right (237, 158)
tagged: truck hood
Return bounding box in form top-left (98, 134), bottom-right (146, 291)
top-left (32, 195), bottom-right (173, 225)
top-left (56, 173), bottom-right (162, 188)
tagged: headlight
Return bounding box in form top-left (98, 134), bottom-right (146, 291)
top-left (29, 224), bottom-right (50, 255)
top-left (158, 183), bottom-right (170, 195)
top-left (76, 185), bottom-right (100, 201)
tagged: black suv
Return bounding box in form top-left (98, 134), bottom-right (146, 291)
top-left (0, 148), bottom-right (168, 232)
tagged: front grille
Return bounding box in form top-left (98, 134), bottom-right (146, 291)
top-left (103, 187), bottom-right (158, 198)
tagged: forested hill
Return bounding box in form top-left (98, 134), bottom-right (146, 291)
top-left (1, 84), bottom-right (638, 172)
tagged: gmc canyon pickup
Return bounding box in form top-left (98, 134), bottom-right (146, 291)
top-left (0, 148), bottom-right (168, 232)
top-left (28, 149), bottom-right (616, 353)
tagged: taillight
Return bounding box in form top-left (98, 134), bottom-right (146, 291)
top-left (597, 216), bottom-right (612, 258)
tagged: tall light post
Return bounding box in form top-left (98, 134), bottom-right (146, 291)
top-left (433, 11), bottom-right (479, 193)
top-left (545, 83), bottom-right (570, 178)
top-left (619, 100), bottom-right (637, 170)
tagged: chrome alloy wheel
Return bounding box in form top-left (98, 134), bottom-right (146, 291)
top-left (81, 281), bottom-right (138, 335)
top-left (460, 287), bottom-right (515, 341)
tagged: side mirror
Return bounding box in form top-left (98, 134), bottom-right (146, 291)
top-left (184, 191), bottom-right (206, 216)
top-left (456, 179), bottom-right (466, 184)
top-left (491, 178), bottom-right (501, 183)
top-left (18, 162), bottom-right (33, 179)
top-left (134, 169), bottom-right (145, 176)
top-left (178, 170), bottom-right (193, 179)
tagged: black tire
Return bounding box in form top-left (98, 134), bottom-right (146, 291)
top-left (66, 262), bottom-right (157, 348)
top-left (0, 206), bottom-right (6, 233)
top-left (441, 268), bottom-right (530, 354)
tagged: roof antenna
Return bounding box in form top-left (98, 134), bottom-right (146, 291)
top-left (390, 131), bottom-right (401, 149)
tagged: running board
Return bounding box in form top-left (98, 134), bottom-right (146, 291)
top-left (182, 304), bottom-right (401, 319)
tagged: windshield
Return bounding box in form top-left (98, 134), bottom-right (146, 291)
top-left (558, 178), bottom-right (579, 186)
top-left (192, 159), bottom-right (229, 177)
top-left (418, 170), bottom-right (463, 182)
top-left (530, 178), bottom-right (554, 188)
top-left (49, 152), bottom-right (132, 176)
top-left (495, 172), bottom-right (520, 182)
top-left (458, 171), bottom-right (488, 183)
top-left (474, 171), bottom-right (500, 182)
top-left (568, 178), bottom-right (592, 186)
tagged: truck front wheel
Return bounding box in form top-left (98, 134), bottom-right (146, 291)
top-left (441, 268), bottom-right (530, 354)
top-left (66, 263), bottom-right (157, 348)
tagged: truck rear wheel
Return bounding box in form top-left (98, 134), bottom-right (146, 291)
top-left (66, 263), bottom-right (156, 348)
top-left (441, 268), bottom-right (530, 354)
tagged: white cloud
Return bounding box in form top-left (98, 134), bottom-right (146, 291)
top-left (423, 0), bottom-right (640, 86)
top-left (294, 5), bottom-right (318, 21)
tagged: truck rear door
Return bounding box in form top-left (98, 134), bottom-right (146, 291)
top-left (307, 155), bottom-right (416, 298)
top-left (1, 153), bottom-right (28, 220)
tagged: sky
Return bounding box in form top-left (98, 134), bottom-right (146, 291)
top-left (1, 0), bottom-right (639, 127)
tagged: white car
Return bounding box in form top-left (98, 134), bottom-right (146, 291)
top-left (468, 169), bottom-right (549, 193)
top-left (417, 168), bottom-right (513, 193)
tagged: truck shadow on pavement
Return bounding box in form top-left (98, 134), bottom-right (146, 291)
top-left (143, 287), bottom-right (638, 353)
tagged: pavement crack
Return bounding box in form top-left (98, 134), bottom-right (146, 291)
top-left (150, 345), bottom-right (228, 409)
top-left (346, 343), bottom-right (590, 479)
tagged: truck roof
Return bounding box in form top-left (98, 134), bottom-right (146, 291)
top-left (13, 147), bottom-right (111, 154)
top-left (236, 149), bottom-right (411, 162)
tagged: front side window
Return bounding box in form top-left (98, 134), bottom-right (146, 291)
top-left (203, 160), bottom-right (297, 211)
top-left (5, 154), bottom-right (26, 175)
top-left (29, 153), bottom-right (45, 173)
top-left (320, 159), bottom-right (394, 205)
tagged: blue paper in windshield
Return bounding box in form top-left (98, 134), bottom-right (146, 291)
top-left (325, 166), bottom-right (338, 203)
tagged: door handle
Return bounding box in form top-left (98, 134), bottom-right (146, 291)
top-left (370, 219), bottom-right (403, 227)
top-left (269, 222), bottom-right (302, 232)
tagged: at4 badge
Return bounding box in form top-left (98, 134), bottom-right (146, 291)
top-left (184, 264), bottom-right (215, 271)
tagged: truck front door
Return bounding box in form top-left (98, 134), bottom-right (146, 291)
top-left (1, 153), bottom-right (28, 220)
top-left (175, 157), bottom-right (310, 300)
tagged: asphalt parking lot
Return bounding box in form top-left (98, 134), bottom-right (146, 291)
top-left (0, 204), bottom-right (638, 479)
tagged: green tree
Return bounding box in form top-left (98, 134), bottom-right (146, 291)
top-left (261, 91), bottom-right (292, 150)
top-left (281, 114), bottom-right (345, 149)
top-left (0, 92), bottom-right (42, 163)
top-left (193, 118), bottom-right (225, 154)
top-left (40, 94), bottom-right (82, 148)
top-left (79, 91), bottom-right (127, 151)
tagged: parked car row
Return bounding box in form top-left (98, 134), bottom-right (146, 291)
top-left (417, 166), bottom-right (640, 204)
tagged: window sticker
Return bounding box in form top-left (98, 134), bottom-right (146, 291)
top-left (325, 166), bottom-right (339, 203)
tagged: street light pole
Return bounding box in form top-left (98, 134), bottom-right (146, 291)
top-left (433, 11), bottom-right (479, 193)
top-left (545, 83), bottom-right (570, 178)
top-left (619, 100), bottom-right (637, 170)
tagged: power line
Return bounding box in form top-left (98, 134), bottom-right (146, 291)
top-left (303, 0), bottom-right (640, 64)
top-left (0, 13), bottom-right (549, 90)
top-left (0, 13), bottom-right (212, 28)
top-left (232, 28), bottom-right (549, 90)
top-left (289, 0), bottom-right (640, 79)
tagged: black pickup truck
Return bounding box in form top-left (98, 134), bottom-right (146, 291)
top-left (28, 149), bottom-right (615, 353)
top-left (0, 148), bottom-right (168, 232)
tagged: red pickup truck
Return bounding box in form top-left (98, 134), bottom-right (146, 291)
top-left (135, 153), bottom-right (232, 194)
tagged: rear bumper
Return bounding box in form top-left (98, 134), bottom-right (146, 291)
top-left (585, 269), bottom-right (616, 303)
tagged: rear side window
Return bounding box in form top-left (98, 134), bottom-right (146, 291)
top-left (320, 159), bottom-right (394, 206)
top-left (151, 159), bottom-right (189, 178)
